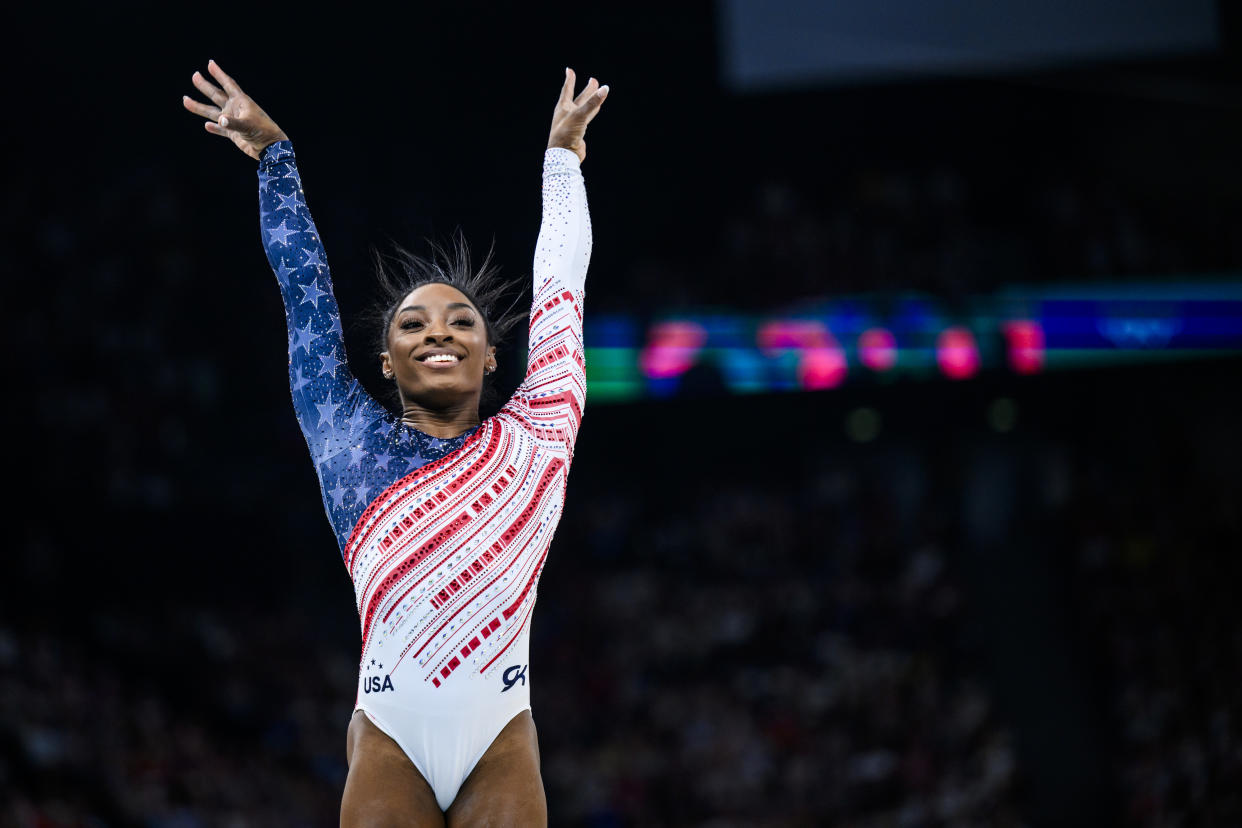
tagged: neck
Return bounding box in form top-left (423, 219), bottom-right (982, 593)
top-left (399, 399), bottom-right (481, 439)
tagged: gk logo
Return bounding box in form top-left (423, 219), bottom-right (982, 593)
top-left (501, 664), bottom-right (528, 693)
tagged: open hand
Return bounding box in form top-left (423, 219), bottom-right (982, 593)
top-left (182, 60), bottom-right (288, 160)
top-left (547, 68), bottom-right (609, 163)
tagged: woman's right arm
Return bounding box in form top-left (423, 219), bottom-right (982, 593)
top-left (258, 141), bottom-right (382, 459)
top-left (183, 61), bottom-right (383, 463)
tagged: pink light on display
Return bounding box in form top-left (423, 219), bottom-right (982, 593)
top-left (639, 320), bottom-right (708, 379)
top-left (757, 319), bottom-right (847, 389)
top-left (799, 347), bottom-right (848, 389)
top-left (936, 326), bottom-right (980, 380)
top-left (1001, 320), bottom-right (1046, 374)
top-left (858, 327), bottom-right (898, 371)
top-left (757, 319), bottom-right (827, 351)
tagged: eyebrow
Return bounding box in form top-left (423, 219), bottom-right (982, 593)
top-left (398, 302), bottom-right (476, 314)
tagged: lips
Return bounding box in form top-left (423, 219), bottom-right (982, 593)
top-left (417, 349), bottom-right (463, 367)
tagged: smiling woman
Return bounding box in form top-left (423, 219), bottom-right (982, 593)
top-left (384, 280), bottom-right (497, 429)
top-left (182, 59), bottom-right (607, 826)
top-left (368, 238), bottom-right (527, 427)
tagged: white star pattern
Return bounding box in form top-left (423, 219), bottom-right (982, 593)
top-left (315, 397), bottom-right (342, 428)
top-left (258, 168), bottom-right (277, 192)
top-left (275, 189), bottom-right (303, 212)
top-left (291, 321), bottom-right (320, 354)
top-left (291, 366), bottom-right (312, 392)
top-left (266, 219), bottom-right (298, 247)
top-left (299, 278), bottom-right (329, 308)
top-left (330, 484), bottom-right (347, 509)
top-left (302, 247), bottom-right (327, 270)
top-left (318, 350), bottom-right (343, 378)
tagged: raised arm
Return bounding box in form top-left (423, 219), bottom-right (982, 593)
top-left (182, 61), bottom-right (385, 467)
top-left (501, 69), bottom-right (608, 460)
top-left (536, 66), bottom-right (608, 293)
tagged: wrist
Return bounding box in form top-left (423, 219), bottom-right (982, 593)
top-left (259, 136), bottom-right (294, 167)
top-left (543, 147), bottom-right (582, 176)
top-left (546, 142), bottom-right (584, 164)
top-left (260, 130), bottom-right (290, 153)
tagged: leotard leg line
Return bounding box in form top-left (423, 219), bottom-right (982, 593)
top-left (354, 627), bottom-right (534, 811)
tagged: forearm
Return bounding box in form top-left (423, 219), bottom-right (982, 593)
top-left (532, 147), bottom-right (592, 295)
top-left (259, 142), bottom-right (341, 315)
top-left (258, 141), bottom-right (356, 433)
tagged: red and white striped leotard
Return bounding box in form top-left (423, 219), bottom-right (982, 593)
top-left (347, 147), bottom-right (590, 809)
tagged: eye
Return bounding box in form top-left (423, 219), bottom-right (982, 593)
top-left (399, 318), bottom-right (423, 330)
top-left (452, 316), bottom-right (476, 326)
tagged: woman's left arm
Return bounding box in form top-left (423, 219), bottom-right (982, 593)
top-left (500, 69), bottom-right (608, 461)
top-left (535, 66), bottom-right (608, 298)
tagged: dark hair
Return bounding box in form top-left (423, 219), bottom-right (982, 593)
top-left (367, 232), bottom-right (527, 410)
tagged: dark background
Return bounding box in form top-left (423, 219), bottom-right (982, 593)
top-left (4, 2), bottom-right (1241, 825)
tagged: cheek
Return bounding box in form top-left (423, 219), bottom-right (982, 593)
top-left (389, 328), bottom-right (416, 352)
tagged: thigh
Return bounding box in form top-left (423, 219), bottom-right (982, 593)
top-left (445, 710), bottom-right (547, 827)
top-left (342, 710), bottom-right (445, 828)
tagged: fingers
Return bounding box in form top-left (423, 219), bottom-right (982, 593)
top-left (578, 83), bottom-right (608, 120)
top-left (206, 59), bottom-right (244, 97)
top-left (182, 95), bottom-right (221, 121)
top-left (559, 67), bottom-right (576, 107)
top-left (572, 76), bottom-right (600, 107)
top-left (204, 121), bottom-right (230, 137)
top-left (192, 70), bottom-right (228, 107)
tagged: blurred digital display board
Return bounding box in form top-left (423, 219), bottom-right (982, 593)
top-left (718, 0), bottom-right (1219, 90)
top-left (580, 280), bottom-right (1242, 402)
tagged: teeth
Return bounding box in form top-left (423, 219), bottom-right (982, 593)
top-left (425, 354), bottom-right (459, 364)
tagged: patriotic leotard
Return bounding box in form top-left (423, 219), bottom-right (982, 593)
top-left (258, 140), bottom-right (590, 809)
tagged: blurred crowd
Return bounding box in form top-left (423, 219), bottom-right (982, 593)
top-left (685, 153), bottom-right (1242, 313)
top-left (0, 610), bottom-right (353, 826)
top-left (1054, 404), bottom-right (1242, 824)
top-left (534, 458), bottom-right (1024, 827)
top-left (614, 146), bottom-right (1242, 313)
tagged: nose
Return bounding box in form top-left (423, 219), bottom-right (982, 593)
top-left (423, 317), bottom-right (453, 341)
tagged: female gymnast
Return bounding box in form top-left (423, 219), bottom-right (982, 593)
top-left (182, 59), bottom-right (606, 825)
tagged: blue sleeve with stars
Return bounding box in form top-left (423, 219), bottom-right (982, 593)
top-left (258, 140), bottom-right (477, 555)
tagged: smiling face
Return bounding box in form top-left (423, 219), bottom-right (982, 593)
top-left (380, 282), bottom-right (497, 411)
